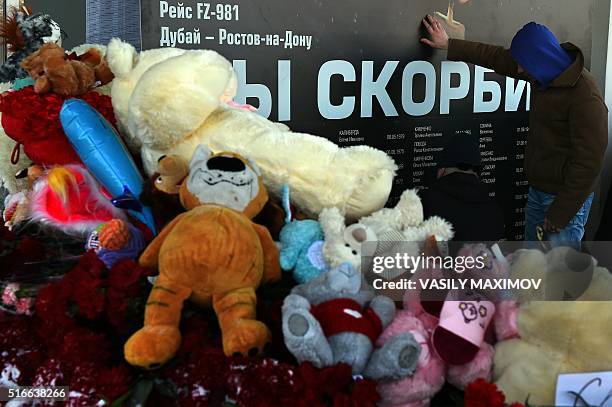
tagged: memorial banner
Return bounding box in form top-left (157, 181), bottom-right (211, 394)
top-left (140, 0), bottom-right (593, 239)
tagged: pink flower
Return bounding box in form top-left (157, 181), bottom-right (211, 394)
top-left (15, 297), bottom-right (34, 316)
top-left (2, 283), bottom-right (19, 306)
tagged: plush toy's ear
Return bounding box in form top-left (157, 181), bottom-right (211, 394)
top-left (189, 145), bottom-right (213, 170)
top-left (344, 223), bottom-right (377, 246)
top-left (395, 189), bottom-right (424, 227)
top-left (106, 38), bottom-right (137, 80)
top-left (415, 216), bottom-right (453, 242)
top-left (319, 207), bottom-right (346, 241)
top-left (279, 243), bottom-right (300, 271)
top-left (158, 155), bottom-right (189, 176)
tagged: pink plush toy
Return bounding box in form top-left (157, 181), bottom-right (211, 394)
top-left (376, 295), bottom-right (495, 407)
top-left (376, 242), bottom-right (519, 407)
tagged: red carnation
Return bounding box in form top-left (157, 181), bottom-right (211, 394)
top-left (72, 273), bottom-right (105, 319)
top-left (299, 362), bottom-right (354, 400)
top-left (464, 378), bottom-right (506, 407)
top-left (94, 365), bottom-right (133, 402)
top-left (68, 363), bottom-right (105, 406)
top-left (227, 358), bottom-right (301, 407)
top-left (32, 358), bottom-right (65, 387)
top-left (166, 345), bottom-right (230, 405)
top-left (61, 251), bottom-right (106, 319)
top-left (57, 328), bottom-right (111, 369)
top-left (35, 282), bottom-right (75, 344)
top-left (106, 259), bottom-right (153, 332)
top-left (341, 378), bottom-right (380, 406)
top-left (0, 343), bottom-right (45, 386)
top-left (108, 259), bottom-right (149, 292)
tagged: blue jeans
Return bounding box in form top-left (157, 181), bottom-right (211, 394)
top-left (524, 187), bottom-right (594, 243)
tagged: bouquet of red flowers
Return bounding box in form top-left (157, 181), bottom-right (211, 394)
top-left (0, 249), bottom-right (151, 405)
top-left (0, 245), bottom-right (381, 406)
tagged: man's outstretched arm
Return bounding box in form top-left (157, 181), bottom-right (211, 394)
top-left (421, 14), bottom-right (527, 80)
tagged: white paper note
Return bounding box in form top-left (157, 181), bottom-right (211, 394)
top-left (555, 371), bottom-right (612, 406)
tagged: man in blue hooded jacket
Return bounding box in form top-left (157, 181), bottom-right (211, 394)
top-left (420, 17), bottom-right (608, 242)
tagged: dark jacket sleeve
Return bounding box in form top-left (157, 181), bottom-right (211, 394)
top-left (447, 39), bottom-right (528, 80)
top-left (547, 88), bottom-right (608, 227)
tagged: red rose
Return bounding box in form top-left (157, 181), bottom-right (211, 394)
top-left (464, 378), bottom-right (506, 407)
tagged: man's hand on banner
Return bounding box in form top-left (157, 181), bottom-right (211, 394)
top-left (421, 14), bottom-right (450, 50)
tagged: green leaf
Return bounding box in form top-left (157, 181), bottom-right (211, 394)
top-left (110, 389), bottom-right (133, 407)
top-left (154, 378), bottom-right (179, 398)
top-left (126, 379), bottom-right (154, 407)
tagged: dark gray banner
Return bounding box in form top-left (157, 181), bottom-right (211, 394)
top-left (140, 0), bottom-right (593, 240)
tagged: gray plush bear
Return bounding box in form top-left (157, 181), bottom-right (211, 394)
top-left (282, 262), bottom-right (421, 380)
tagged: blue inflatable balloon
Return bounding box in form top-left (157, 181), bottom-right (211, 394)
top-left (60, 99), bottom-right (156, 235)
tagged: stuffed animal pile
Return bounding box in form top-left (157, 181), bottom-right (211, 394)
top-left (105, 38), bottom-right (397, 221)
top-left (1, 16), bottom-right (611, 406)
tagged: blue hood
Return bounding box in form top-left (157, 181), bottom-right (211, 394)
top-left (510, 22), bottom-right (573, 89)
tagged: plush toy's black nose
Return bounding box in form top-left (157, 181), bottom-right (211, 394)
top-left (207, 156), bottom-right (246, 172)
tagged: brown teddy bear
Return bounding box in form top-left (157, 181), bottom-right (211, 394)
top-left (140, 154), bottom-right (189, 228)
top-left (124, 146), bottom-right (281, 369)
top-left (21, 42), bottom-right (113, 96)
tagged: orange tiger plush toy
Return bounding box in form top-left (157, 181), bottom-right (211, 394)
top-left (124, 146), bottom-right (281, 369)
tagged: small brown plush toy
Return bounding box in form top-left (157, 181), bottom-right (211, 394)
top-left (21, 42), bottom-right (113, 96)
top-left (124, 146), bottom-right (281, 369)
top-left (140, 155), bottom-right (189, 228)
top-left (76, 48), bottom-right (114, 85)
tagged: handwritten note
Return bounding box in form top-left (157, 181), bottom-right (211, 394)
top-left (555, 371), bottom-right (612, 406)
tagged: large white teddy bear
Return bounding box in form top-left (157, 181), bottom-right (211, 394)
top-left (494, 247), bottom-right (612, 405)
top-left (106, 39), bottom-right (397, 220)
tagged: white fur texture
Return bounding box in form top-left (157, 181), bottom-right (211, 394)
top-left (320, 189), bottom-right (454, 270)
top-left (108, 38), bottom-right (187, 149)
top-left (360, 189), bottom-right (424, 234)
top-left (106, 39), bottom-right (396, 219)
